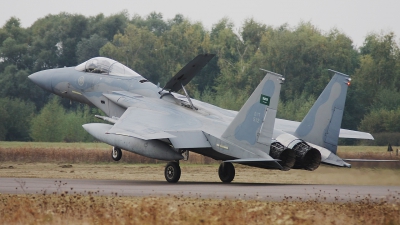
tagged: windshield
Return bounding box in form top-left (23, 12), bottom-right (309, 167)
top-left (75, 57), bottom-right (141, 77)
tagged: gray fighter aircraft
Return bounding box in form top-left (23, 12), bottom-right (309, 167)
top-left (28, 54), bottom-right (374, 183)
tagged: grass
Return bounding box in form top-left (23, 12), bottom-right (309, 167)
top-left (0, 193), bottom-right (398, 224)
top-left (0, 141), bottom-right (110, 150)
top-left (0, 145), bottom-right (218, 164)
top-left (338, 145), bottom-right (399, 153)
top-left (1, 142), bottom-right (396, 152)
top-left (0, 143), bottom-right (399, 224)
top-left (1, 163), bottom-right (399, 185)
top-left (1, 142), bottom-right (399, 168)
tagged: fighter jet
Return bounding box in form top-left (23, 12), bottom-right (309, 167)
top-left (28, 54), bottom-right (374, 183)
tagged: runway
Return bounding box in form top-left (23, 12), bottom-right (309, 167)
top-left (0, 177), bottom-right (399, 202)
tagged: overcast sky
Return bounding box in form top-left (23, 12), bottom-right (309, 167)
top-left (1, 0), bottom-right (399, 47)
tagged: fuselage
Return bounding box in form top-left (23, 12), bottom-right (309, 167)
top-left (29, 57), bottom-right (369, 170)
top-left (28, 62), bottom-right (237, 140)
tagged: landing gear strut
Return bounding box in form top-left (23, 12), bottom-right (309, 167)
top-left (164, 162), bottom-right (181, 183)
top-left (112, 147), bottom-right (122, 161)
top-left (218, 162), bottom-right (235, 183)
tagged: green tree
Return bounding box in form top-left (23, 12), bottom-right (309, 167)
top-left (359, 108), bottom-right (400, 133)
top-left (62, 105), bottom-right (96, 142)
top-left (89, 11), bottom-right (129, 41)
top-left (277, 93), bottom-right (316, 121)
top-left (76, 34), bottom-right (108, 63)
top-left (131, 12), bottom-right (169, 36)
top-left (30, 97), bottom-right (65, 142)
top-left (0, 65), bottom-right (45, 107)
top-left (0, 98), bottom-right (35, 141)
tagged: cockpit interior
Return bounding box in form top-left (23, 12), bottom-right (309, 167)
top-left (75, 57), bottom-right (141, 77)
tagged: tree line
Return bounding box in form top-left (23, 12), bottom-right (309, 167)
top-left (0, 11), bottom-right (399, 144)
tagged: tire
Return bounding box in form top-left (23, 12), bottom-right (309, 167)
top-left (218, 162), bottom-right (235, 183)
top-left (112, 147), bottom-right (122, 161)
top-left (164, 162), bottom-right (181, 183)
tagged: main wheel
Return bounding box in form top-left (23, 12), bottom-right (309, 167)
top-left (164, 162), bottom-right (181, 183)
top-left (112, 147), bottom-right (122, 161)
top-left (218, 162), bottom-right (235, 183)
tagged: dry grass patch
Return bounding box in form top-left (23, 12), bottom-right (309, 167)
top-left (1, 143), bottom-right (399, 169)
top-left (0, 163), bottom-right (399, 185)
top-left (0, 146), bottom-right (217, 164)
top-left (0, 141), bottom-right (109, 149)
top-left (338, 146), bottom-right (397, 153)
top-left (0, 193), bottom-right (399, 225)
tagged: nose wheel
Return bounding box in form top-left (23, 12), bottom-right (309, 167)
top-left (218, 162), bottom-right (235, 183)
top-left (112, 147), bottom-right (122, 161)
top-left (164, 162), bottom-right (181, 183)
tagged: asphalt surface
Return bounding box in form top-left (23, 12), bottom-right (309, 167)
top-left (0, 178), bottom-right (399, 202)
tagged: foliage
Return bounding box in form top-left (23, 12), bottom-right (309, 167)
top-left (359, 107), bottom-right (400, 133)
top-left (76, 34), bottom-right (107, 63)
top-left (360, 132), bottom-right (400, 146)
top-left (30, 97), bottom-right (65, 142)
top-left (1, 12), bottom-right (400, 144)
top-left (0, 98), bottom-right (35, 141)
top-left (277, 93), bottom-right (316, 122)
top-left (30, 97), bottom-right (96, 142)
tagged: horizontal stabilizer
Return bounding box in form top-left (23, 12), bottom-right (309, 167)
top-left (274, 119), bottom-right (374, 140)
top-left (343, 159), bottom-right (399, 162)
top-left (339, 129), bottom-right (374, 139)
top-left (224, 158), bottom-right (283, 170)
top-left (224, 158), bottom-right (281, 163)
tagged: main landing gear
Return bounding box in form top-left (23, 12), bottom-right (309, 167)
top-left (112, 147), bottom-right (122, 161)
top-left (218, 162), bottom-right (235, 183)
top-left (164, 162), bottom-right (181, 183)
top-left (163, 161), bottom-right (236, 183)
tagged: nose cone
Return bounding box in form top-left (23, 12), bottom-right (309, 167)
top-left (28, 70), bottom-right (53, 92)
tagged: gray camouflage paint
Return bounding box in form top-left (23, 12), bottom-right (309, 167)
top-left (294, 73), bottom-right (349, 154)
top-left (221, 72), bottom-right (282, 160)
top-left (28, 56), bottom-right (371, 169)
top-left (234, 80), bottom-right (275, 145)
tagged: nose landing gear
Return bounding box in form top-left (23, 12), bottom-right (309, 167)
top-left (112, 147), bottom-right (122, 161)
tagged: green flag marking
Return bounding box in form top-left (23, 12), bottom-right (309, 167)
top-left (260, 94), bottom-right (271, 106)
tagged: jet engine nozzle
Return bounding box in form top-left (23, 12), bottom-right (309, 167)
top-left (269, 141), bottom-right (295, 171)
top-left (275, 133), bottom-right (321, 171)
top-left (291, 142), bottom-right (321, 171)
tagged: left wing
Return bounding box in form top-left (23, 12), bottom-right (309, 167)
top-left (106, 107), bottom-right (177, 140)
top-left (106, 104), bottom-right (203, 140)
top-left (99, 93), bottom-right (212, 149)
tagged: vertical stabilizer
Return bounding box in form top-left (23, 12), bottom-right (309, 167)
top-left (295, 70), bottom-right (351, 154)
top-left (222, 70), bottom-right (284, 156)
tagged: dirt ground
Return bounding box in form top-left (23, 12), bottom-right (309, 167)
top-left (1, 193), bottom-right (399, 225)
top-left (0, 162), bottom-right (399, 185)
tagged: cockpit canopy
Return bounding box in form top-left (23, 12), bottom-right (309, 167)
top-left (75, 57), bottom-right (141, 77)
